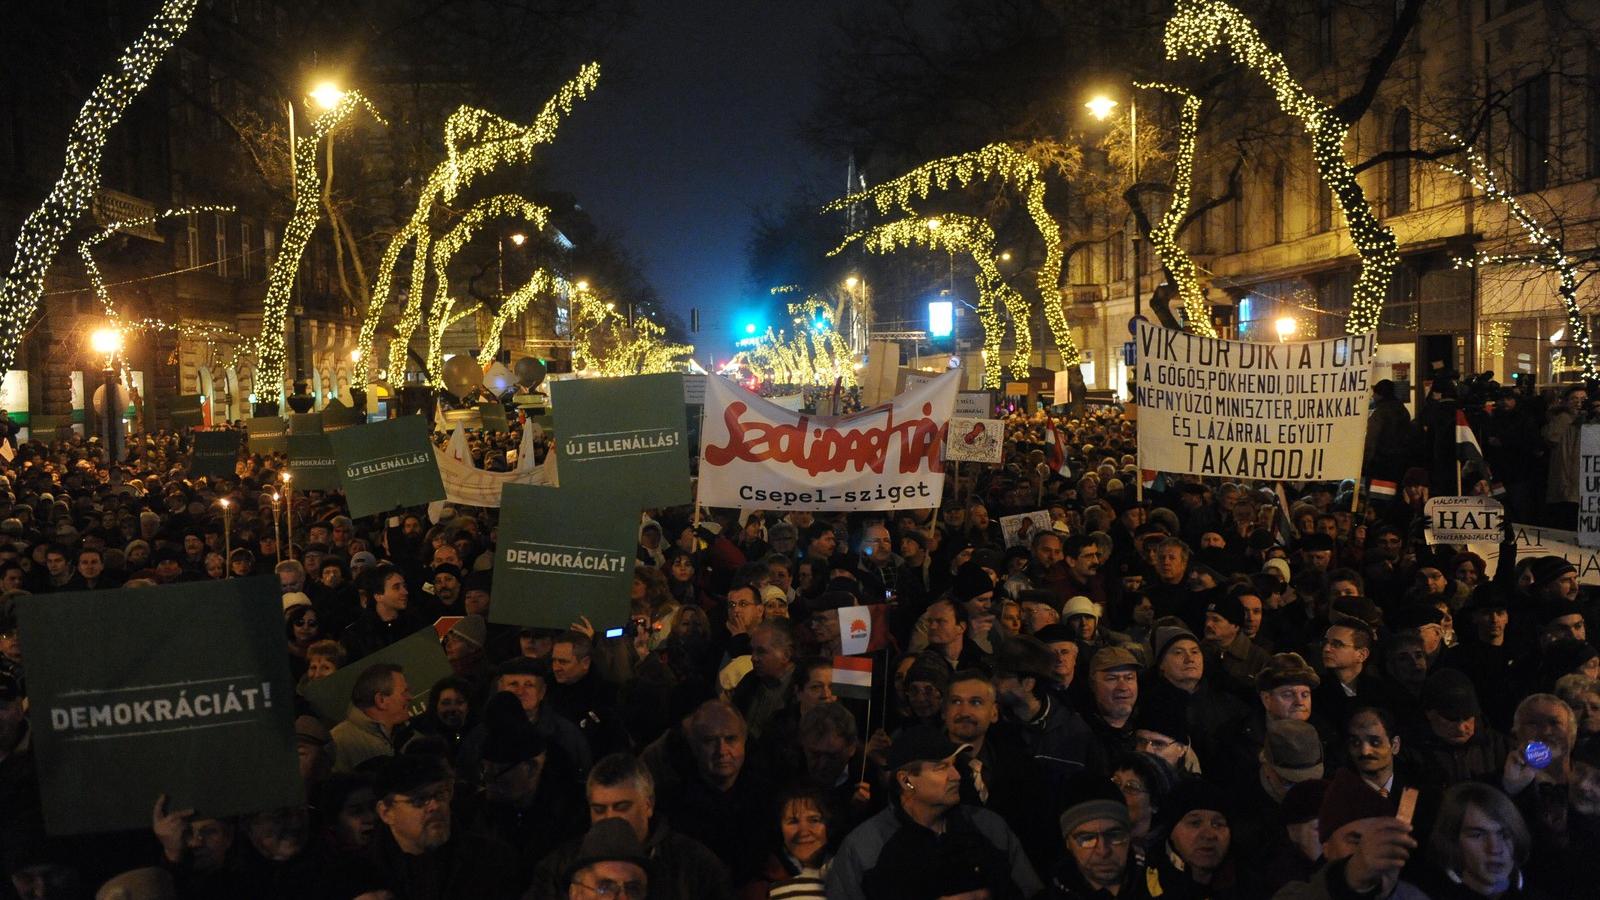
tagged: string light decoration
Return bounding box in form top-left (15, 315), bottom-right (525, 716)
top-left (1483, 321), bottom-right (1511, 363)
top-left (0, 0), bottom-right (199, 387)
top-left (475, 268), bottom-right (560, 366)
top-left (824, 143), bottom-right (1081, 366)
top-left (1163, 0), bottom-right (1397, 335)
top-left (1439, 141), bottom-right (1597, 378)
top-left (746, 296), bottom-right (858, 387)
top-left (356, 64), bottom-right (602, 385)
top-left (1132, 82), bottom-right (1216, 338)
top-left (832, 215), bottom-right (1029, 388)
top-left (423, 194), bottom-right (550, 384)
top-left (566, 287), bottom-right (693, 376)
top-left (253, 91), bottom-right (384, 406)
top-left (79, 204), bottom-right (238, 347)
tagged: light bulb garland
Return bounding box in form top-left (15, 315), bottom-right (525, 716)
top-left (1438, 141), bottom-right (1597, 379)
top-left (825, 143), bottom-right (1081, 366)
top-left (0, 0), bottom-right (199, 387)
top-left (1132, 82), bottom-right (1216, 338)
top-left (79, 204), bottom-right (237, 349)
top-left (255, 91), bottom-right (385, 406)
top-left (746, 296), bottom-right (858, 387)
top-left (832, 215), bottom-right (1028, 388)
top-left (476, 268), bottom-right (560, 366)
top-left (566, 287), bottom-right (693, 376)
top-left (424, 194), bottom-right (550, 384)
top-left (356, 64), bottom-right (601, 386)
top-left (1164, 0), bottom-right (1397, 335)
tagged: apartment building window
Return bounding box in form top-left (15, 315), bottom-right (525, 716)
top-left (1316, 175), bottom-right (1334, 232)
top-left (1511, 75), bottom-right (1550, 193)
top-left (214, 213), bottom-right (228, 277)
top-left (1272, 163), bottom-right (1287, 244)
top-left (240, 219), bottom-right (252, 280)
top-left (264, 226), bottom-right (277, 269)
top-left (186, 213), bottom-right (200, 268)
top-left (1231, 190), bottom-right (1246, 252)
top-left (1110, 231), bottom-right (1125, 281)
top-left (1389, 108), bottom-right (1412, 215)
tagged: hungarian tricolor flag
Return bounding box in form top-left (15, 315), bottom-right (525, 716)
top-left (1044, 424), bottom-right (1066, 475)
top-left (1456, 411), bottom-right (1490, 474)
top-left (1368, 479), bottom-right (1398, 499)
top-left (836, 604), bottom-right (889, 656)
top-left (831, 655), bottom-right (874, 700)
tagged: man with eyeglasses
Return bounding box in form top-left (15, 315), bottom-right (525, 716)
top-left (1050, 774), bottom-right (1151, 899)
top-left (563, 818), bottom-right (651, 900)
top-left (362, 753), bottom-right (520, 899)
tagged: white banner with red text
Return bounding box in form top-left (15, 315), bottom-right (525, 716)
top-left (1133, 321), bottom-right (1375, 481)
top-left (698, 370), bottom-right (959, 511)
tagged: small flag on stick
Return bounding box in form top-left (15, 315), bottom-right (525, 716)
top-left (831, 655), bottom-right (874, 700)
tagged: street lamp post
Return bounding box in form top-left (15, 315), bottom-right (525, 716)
top-left (219, 498), bottom-right (232, 577)
top-left (1087, 92), bottom-right (1140, 319)
top-left (89, 328), bottom-right (123, 463)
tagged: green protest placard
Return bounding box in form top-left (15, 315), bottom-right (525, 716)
top-left (247, 416), bottom-right (288, 455)
top-left (15, 577), bottom-right (300, 835)
top-left (327, 414), bottom-right (444, 518)
top-left (290, 412), bottom-right (324, 435)
top-left (321, 399), bottom-right (361, 432)
top-left (551, 373), bottom-right (690, 506)
top-left (478, 402), bottom-right (511, 432)
top-left (169, 394), bottom-right (205, 431)
top-left (490, 482), bottom-right (636, 631)
top-left (189, 430), bottom-right (241, 480)
top-left (288, 434), bottom-right (341, 491)
top-left (298, 625), bottom-right (452, 725)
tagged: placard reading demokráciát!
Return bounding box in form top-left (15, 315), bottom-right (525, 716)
top-left (1424, 496), bottom-right (1505, 544)
top-left (1133, 321), bottom-right (1375, 480)
top-left (328, 414), bottom-right (445, 518)
top-left (489, 482), bottom-right (637, 631)
top-left (551, 373), bottom-right (690, 506)
top-left (288, 433), bottom-right (341, 492)
top-left (298, 626), bottom-right (452, 724)
top-left (189, 429), bottom-right (241, 480)
top-left (16, 577), bottom-right (300, 835)
top-left (247, 416), bottom-right (288, 456)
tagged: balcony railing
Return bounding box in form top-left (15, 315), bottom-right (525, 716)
top-left (91, 189), bottom-right (161, 242)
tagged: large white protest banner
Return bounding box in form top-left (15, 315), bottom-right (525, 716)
top-left (1467, 523), bottom-right (1600, 585)
top-left (1133, 321), bottom-right (1375, 480)
top-left (1580, 425), bottom-right (1600, 547)
top-left (1425, 496), bottom-right (1505, 544)
top-left (699, 370), bottom-right (959, 511)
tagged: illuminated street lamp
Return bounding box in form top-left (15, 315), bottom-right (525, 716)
top-left (89, 328), bottom-right (123, 462)
top-left (309, 81), bottom-right (346, 111)
top-left (844, 275), bottom-right (859, 289)
top-left (1275, 316), bottom-right (1298, 341)
top-left (575, 279), bottom-right (590, 292)
top-left (1086, 90), bottom-right (1141, 318)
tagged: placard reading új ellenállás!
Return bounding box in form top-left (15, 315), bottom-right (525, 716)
top-left (298, 626), bottom-right (453, 724)
top-left (698, 369), bottom-right (960, 512)
top-left (189, 430), bottom-right (241, 479)
top-left (1133, 321), bottom-right (1376, 480)
top-left (489, 482), bottom-right (637, 631)
top-left (16, 577), bottom-right (300, 835)
top-left (550, 373), bottom-right (690, 507)
top-left (1424, 496), bottom-right (1505, 544)
top-left (1580, 425), bottom-right (1600, 548)
top-left (288, 434), bottom-right (341, 491)
top-left (945, 417), bottom-right (1005, 464)
top-left (327, 414), bottom-right (445, 518)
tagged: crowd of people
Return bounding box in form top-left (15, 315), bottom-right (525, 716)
top-left (0, 368), bottom-right (1597, 900)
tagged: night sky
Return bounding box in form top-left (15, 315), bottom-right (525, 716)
top-left (544, 1), bottom-right (847, 364)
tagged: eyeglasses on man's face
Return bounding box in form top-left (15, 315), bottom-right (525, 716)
top-left (1068, 827), bottom-right (1130, 850)
top-left (571, 878), bottom-right (646, 899)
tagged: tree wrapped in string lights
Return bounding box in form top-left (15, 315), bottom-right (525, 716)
top-left (1133, 83), bottom-right (1217, 338)
top-left (823, 143), bottom-right (1081, 367)
top-left (255, 92), bottom-right (385, 408)
top-left (1439, 142), bottom-right (1597, 379)
top-left (568, 288), bottom-right (692, 376)
top-left (832, 216), bottom-right (1028, 388)
top-left (1163, 0), bottom-right (1396, 335)
top-left (355, 64), bottom-right (601, 386)
top-left (0, 0), bottom-right (199, 387)
top-left (476, 269), bottom-right (561, 367)
top-left (747, 296), bottom-right (858, 387)
top-left (424, 195), bottom-right (550, 384)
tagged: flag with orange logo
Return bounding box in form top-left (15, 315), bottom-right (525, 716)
top-left (836, 604), bottom-right (889, 656)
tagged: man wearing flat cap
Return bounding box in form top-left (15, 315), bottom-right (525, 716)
top-left (359, 753), bottom-right (520, 899)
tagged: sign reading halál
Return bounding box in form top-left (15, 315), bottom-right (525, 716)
top-left (551, 373), bottom-right (690, 507)
top-left (699, 369), bottom-right (959, 511)
top-left (1425, 496), bottom-right (1505, 544)
top-left (1579, 425), bottom-right (1600, 548)
top-left (16, 577), bottom-right (300, 835)
top-left (1134, 322), bottom-right (1375, 480)
top-left (328, 414), bottom-right (445, 518)
top-left (490, 482), bottom-right (636, 630)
